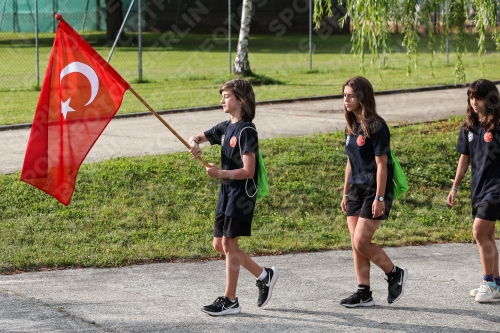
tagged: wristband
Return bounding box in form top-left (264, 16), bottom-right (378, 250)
top-left (451, 187), bottom-right (458, 192)
top-left (342, 194), bottom-right (350, 197)
top-left (190, 139), bottom-right (199, 145)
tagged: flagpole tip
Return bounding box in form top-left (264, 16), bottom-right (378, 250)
top-left (55, 13), bottom-right (62, 21)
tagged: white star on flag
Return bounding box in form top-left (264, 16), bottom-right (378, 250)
top-left (61, 99), bottom-right (75, 119)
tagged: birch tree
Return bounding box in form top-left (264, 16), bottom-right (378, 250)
top-left (234, 0), bottom-right (253, 76)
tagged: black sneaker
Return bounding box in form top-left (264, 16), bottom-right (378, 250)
top-left (201, 296), bottom-right (241, 316)
top-left (340, 290), bottom-right (375, 307)
top-left (386, 266), bottom-right (408, 303)
top-left (256, 267), bottom-right (278, 307)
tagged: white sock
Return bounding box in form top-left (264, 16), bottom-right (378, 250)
top-left (257, 268), bottom-right (267, 281)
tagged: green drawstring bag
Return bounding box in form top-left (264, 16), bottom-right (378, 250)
top-left (256, 150), bottom-right (269, 200)
top-left (390, 149), bottom-right (408, 200)
top-left (239, 126), bottom-right (269, 200)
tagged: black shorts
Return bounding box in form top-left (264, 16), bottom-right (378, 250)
top-left (346, 183), bottom-right (393, 220)
top-left (214, 213), bottom-right (252, 238)
top-left (472, 201), bottom-right (500, 221)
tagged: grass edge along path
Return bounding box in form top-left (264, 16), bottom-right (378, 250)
top-left (0, 117), bottom-right (485, 274)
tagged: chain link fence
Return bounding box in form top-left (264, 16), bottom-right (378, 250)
top-left (0, 0), bottom-right (348, 91)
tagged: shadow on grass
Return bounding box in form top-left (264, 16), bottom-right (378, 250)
top-left (247, 74), bottom-right (285, 86)
top-left (211, 73), bottom-right (285, 86)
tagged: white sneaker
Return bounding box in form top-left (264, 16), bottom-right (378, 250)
top-left (474, 281), bottom-right (498, 303)
top-left (470, 287), bottom-right (500, 297)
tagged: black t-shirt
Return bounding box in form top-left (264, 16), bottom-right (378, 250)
top-left (344, 120), bottom-right (393, 186)
top-left (456, 124), bottom-right (500, 206)
top-left (204, 120), bottom-right (259, 222)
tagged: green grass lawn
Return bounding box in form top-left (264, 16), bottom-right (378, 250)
top-left (1, 32), bottom-right (500, 126)
top-left (0, 116), bottom-right (485, 274)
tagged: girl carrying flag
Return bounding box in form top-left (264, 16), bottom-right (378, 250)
top-left (188, 79), bottom-right (278, 315)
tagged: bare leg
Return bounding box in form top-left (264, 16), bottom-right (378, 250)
top-left (213, 237), bottom-right (224, 255)
top-left (352, 218), bottom-right (394, 276)
top-left (347, 215), bottom-right (371, 286)
top-left (221, 237), bottom-right (263, 300)
top-left (473, 218), bottom-right (498, 276)
top-left (238, 248), bottom-right (263, 278)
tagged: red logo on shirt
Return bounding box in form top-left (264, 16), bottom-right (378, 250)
top-left (484, 132), bottom-right (493, 142)
top-left (357, 135), bottom-right (365, 146)
top-left (230, 136), bottom-right (237, 147)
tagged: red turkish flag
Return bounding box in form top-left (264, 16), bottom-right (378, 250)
top-left (20, 17), bottom-right (130, 205)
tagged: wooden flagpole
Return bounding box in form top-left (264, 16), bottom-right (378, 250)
top-left (128, 88), bottom-right (225, 182)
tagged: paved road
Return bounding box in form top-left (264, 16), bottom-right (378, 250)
top-left (1, 85), bottom-right (468, 174)
top-left (2, 85), bottom-right (499, 332)
top-left (0, 243), bottom-right (499, 332)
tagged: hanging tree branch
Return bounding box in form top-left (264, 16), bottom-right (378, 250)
top-left (313, 0), bottom-right (500, 84)
top-left (449, 0), bottom-right (468, 83)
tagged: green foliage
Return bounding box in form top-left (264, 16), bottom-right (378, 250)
top-left (401, 0), bottom-right (420, 76)
top-left (314, 0), bottom-right (500, 83)
top-left (421, 0), bottom-right (440, 76)
top-left (339, 0), bottom-right (399, 76)
top-left (471, 0), bottom-right (500, 72)
top-left (0, 117), bottom-right (488, 273)
top-left (313, 0), bottom-right (333, 29)
top-left (449, 0), bottom-right (468, 83)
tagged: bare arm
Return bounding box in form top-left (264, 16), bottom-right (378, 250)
top-left (374, 155), bottom-right (388, 197)
top-left (341, 158), bottom-right (351, 213)
top-left (188, 133), bottom-right (208, 159)
top-left (447, 154), bottom-right (470, 206)
top-left (372, 154), bottom-right (388, 218)
top-left (206, 151), bottom-right (256, 180)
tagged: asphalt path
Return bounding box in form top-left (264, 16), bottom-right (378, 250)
top-left (1, 85), bottom-right (499, 332)
top-left (1, 85), bottom-right (469, 174)
top-left (0, 243), bottom-right (499, 332)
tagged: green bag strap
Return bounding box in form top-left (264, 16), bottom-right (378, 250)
top-left (238, 126), bottom-right (259, 198)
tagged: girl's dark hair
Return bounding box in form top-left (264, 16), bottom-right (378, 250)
top-left (220, 79), bottom-right (256, 121)
top-left (464, 79), bottom-right (500, 132)
top-left (343, 76), bottom-right (383, 138)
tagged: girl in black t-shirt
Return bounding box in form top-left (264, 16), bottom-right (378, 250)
top-left (448, 79), bottom-right (500, 303)
top-left (340, 76), bottom-right (408, 307)
top-left (188, 79), bottom-right (277, 316)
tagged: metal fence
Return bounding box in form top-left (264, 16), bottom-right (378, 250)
top-left (0, 0), bottom-right (348, 91)
top-left (0, 0), bottom-right (105, 32)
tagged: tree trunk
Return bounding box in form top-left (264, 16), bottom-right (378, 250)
top-left (105, 0), bottom-right (124, 44)
top-left (234, 0), bottom-right (252, 76)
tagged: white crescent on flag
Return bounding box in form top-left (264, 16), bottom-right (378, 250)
top-left (60, 61), bottom-right (99, 119)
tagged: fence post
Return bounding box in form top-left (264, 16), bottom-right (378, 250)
top-left (107, 0), bottom-right (135, 63)
top-left (0, 0), bottom-right (7, 30)
top-left (228, 0), bottom-right (232, 75)
top-left (13, 0), bottom-right (18, 32)
top-left (52, 0), bottom-right (56, 32)
top-left (445, 0), bottom-right (449, 66)
top-left (309, 0), bottom-right (312, 70)
top-left (35, 0), bottom-right (39, 87)
top-left (138, 0), bottom-right (142, 81)
top-left (96, 0), bottom-right (101, 30)
top-left (82, 0), bottom-right (90, 31)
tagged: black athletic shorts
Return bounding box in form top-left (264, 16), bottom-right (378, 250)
top-left (214, 213), bottom-right (252, 238)
top-left (472, 200), bottom-right (500, 221)
top-left (347, 183), bottom-right (393, 220)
